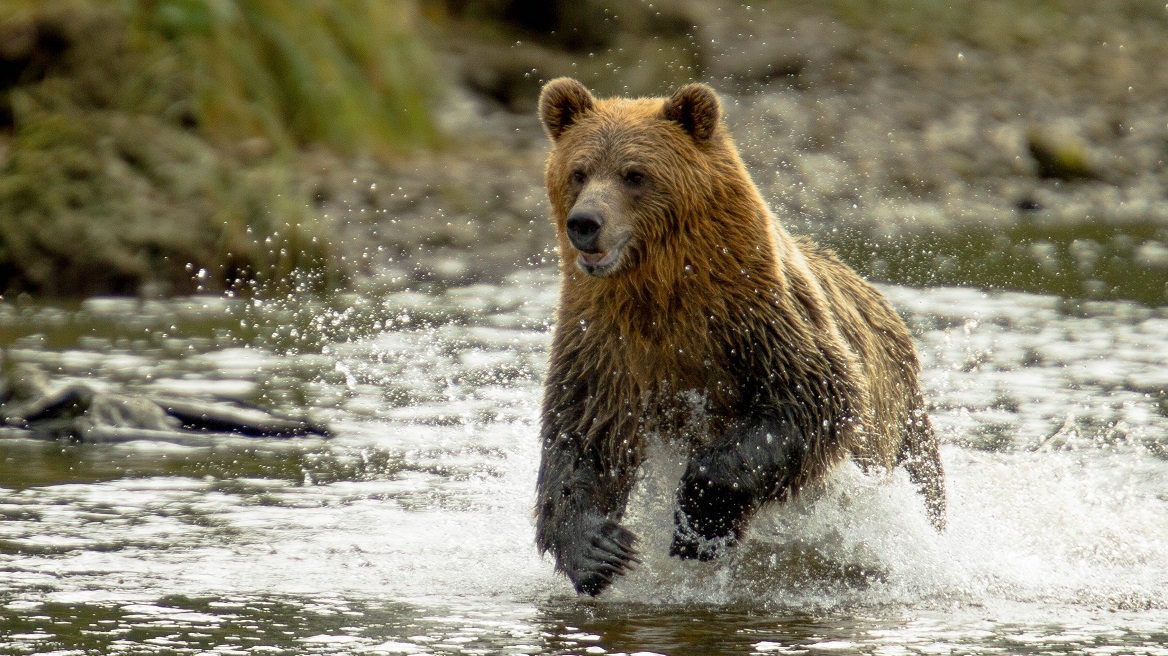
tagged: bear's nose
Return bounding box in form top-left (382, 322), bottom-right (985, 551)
top-left (566, 211), bottom-right (604, 252)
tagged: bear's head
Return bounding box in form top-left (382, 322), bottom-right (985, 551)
top-left (539, 78), bottom-right (758, 281)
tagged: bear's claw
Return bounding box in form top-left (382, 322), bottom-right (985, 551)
top-left (562, 517), bottom-right (639, 596)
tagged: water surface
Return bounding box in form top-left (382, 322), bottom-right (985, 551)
top-left (3, 270), bottom-right (1168, 655)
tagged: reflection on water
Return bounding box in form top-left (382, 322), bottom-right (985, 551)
top-left (3, 269), bottom-right (1168, 655)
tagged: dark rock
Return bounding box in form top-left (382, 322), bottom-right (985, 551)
top-left (1016, 197), bottom-right (1043, 212)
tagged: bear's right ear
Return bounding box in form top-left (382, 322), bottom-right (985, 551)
top-left (539, 78), bottom-right (595, 142)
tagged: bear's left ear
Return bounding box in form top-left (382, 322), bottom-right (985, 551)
top-left (663, 83), bottom-right (720, 143)
top-left (539, 78), bottom-right (596, 142)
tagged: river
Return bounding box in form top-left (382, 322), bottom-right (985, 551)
top-left (2, 269), bottom-right (1168, 655)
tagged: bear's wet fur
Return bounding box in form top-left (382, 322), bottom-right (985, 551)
top-left (534, 78), bottom-right (945, 596)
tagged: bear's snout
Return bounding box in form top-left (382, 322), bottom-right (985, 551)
top-left (566, 210), bottom-right (604, 253)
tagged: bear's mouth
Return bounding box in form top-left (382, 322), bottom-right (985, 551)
top-left (576, 234), bottom-right (631, 277)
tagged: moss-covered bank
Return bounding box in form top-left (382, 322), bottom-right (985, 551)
top-left (0, 0), bottom-right (437, 296)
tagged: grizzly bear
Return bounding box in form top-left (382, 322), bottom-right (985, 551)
top-left (534, 78), bottom-right (946, 596)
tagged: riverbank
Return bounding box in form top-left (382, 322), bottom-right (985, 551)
top-left (3, 0), bottom-right (1167, 302)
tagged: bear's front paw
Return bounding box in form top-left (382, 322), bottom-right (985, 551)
top-left (669, 511), bottom-right (737, 561)
top-left (560, 517), bottom-right (640, 596)
top-left (670, 477), bottom-right (752, 561)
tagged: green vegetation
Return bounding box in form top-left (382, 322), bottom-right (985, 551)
top-left (0, 0), bottom-right (440, 296)
top-left (132, 0), bottom-right (439, 154)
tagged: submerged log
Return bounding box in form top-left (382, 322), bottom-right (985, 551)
top-left (1, 362), bottom-right (329, 442)
top-left (158, 398), bottom-right (330, 437)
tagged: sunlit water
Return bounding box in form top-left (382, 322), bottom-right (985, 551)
top-left (3, 269), bottom-right (1168, 655)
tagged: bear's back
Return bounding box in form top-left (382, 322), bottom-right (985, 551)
top-left (792, 237), bottom-right (923, 470)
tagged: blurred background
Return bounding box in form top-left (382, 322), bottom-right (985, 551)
top-left (1, 0), bottom-right (1167, 301)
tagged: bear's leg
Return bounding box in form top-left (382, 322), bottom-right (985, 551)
top-left (535, 433), bottom-right (641, 595)
top-left (670, 417), bottom-right (806, 561)
top-left (898, 413), bottom-right (947, 531)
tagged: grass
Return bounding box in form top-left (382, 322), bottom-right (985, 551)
top-left (132, 0), bottom-right (439, 155)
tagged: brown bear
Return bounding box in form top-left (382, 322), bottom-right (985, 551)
top-left (534, 78), bottom-right (946, 596)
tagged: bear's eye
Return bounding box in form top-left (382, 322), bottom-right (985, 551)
top-left (623, 170), bottom-right (646, 186)
top-left (571, 169), bottom-right (587, 184)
